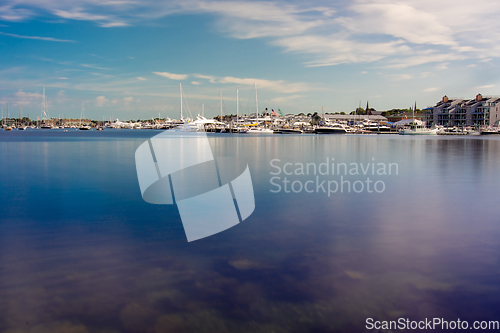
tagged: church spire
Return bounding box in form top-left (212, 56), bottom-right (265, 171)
top-left (366, 101), bottom-right (371, 115)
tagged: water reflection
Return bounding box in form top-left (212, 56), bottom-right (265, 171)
top-left (1, 133), bottom-right (500, 332)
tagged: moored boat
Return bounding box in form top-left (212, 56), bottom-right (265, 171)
top-left (398, 119), bottom-right (438, 135)
top-left (480, 127), bottom-right (500, 135)
top-left (277, 128), bottom-right (303, 134)
top-left (315, 123), bottom-right (352, 134)
top-left (247, 127), bottom-right (274, 134)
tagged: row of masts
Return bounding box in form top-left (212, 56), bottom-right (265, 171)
top-left (179, 81), bottom-right (260, 122)
top-left (1, 102), bottom-right (26, 124)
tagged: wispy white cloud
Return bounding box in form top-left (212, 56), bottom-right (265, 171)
top-left (435, 62), bottom-right (450, 71)
top-left (384, 54), bottom-right (463, 69)
top-left (53, 9), bottom-right (109, 21)
top-left (423, 87), bottom-right (439, 92)
top-left (14, 89), bottom-right (41, 105)
top-left (100, 21), bottom-right (129, 27)
top-left (193, 74), bottom-right (217, 83)
top-left (153, 72), bottom-right (311, 93)
top-left (274, 34), bottom-right (411, 67)
top-left (0, 4), bottom-right (33, 21)
top-left (153, 71), bottom-right (188, 80)
top-left (53, 8), bottom-right (128, 28)
top-left (153, 71), bottom-right (311, 93)
top-left (0, 31), bottom-right (76, 42)
top-left (193, 1), bottom-right (324, 39)
top-left (95, 95), bottom-right (108, 107)
top-left (341, 3), bottom-right (456, 47)
top-left (476, 84), bottom-right (495, 89)
top-left (216, 76), bottom-right (309, 93)
top-left (136, 77), bottom-right (146, 81)
top-left (81, 64), bottom-right (110, 70)
top-left (4, 0), bottom-right (500, 70)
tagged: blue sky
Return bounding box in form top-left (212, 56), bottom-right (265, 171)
top-left (1, 0), bottom-right (500, 120)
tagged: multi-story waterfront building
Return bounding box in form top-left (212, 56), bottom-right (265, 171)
top-left (427, 94), bottom-right (500, 127)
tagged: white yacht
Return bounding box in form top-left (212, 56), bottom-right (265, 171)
top-left (399, 120), bottom-right (438, 135)
top-left (246, 127), bottom-right (274, 134)
top-left (361, 119), bottom-right (391, 132)
top-left (178, 116), bottom-right (224, 132)
top-left (315, 122), bottom-right (353, 134)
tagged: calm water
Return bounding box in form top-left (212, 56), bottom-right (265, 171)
top-left (1, 129), bottom-right (500, 332)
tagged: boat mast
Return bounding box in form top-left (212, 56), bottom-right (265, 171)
top-left (353, 98), bottom-right (356, 126)
top-left (80, 101), bottom-right (84, 127)
top-left (236, 89), bottom-right (239, 125)
top-left (180, 83), bottom-right (183, 120)
top-left (220, 90), bottom-right (223, 121)
top-left (413, 101), bottom-right (416, 125)
top-left (41, 86), bottom-right (44, 121)
top-left (41, 86), bottom-right (49, 122)
top-left (358, 100), bottom-right (361, 124)
top-left (255, 81), bottom-right (259, 121)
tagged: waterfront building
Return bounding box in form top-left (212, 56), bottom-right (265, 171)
top-left (426, 94), bottom-right (500, 127)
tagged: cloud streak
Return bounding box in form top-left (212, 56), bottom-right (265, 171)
top-left (0, 31), bottom-right (76, 42)
top-left (153, 72), bottom-right (189, 80)
top-left (153, 71), bottom-right (311, 93)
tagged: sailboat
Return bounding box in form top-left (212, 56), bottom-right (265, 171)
top-left (17, 105), bottom-right (26, 130)
top-left (176, 84), bottom-right (224, 132)
top-left (247, 82), bottom-right (273, 134)
top-left (79, 102), bottom-right (91, 130)
top-left (40, 87), bottom-right (54, 129)
top-left (234, 89), bottom-right (248, 133)
top-left (96, 115), bottom-right (104, 130)
top-left (3, 102), bottom-right (13, 131)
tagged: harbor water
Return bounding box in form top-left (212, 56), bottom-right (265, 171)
top-left (1, 129), bottom-right (500, 332)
